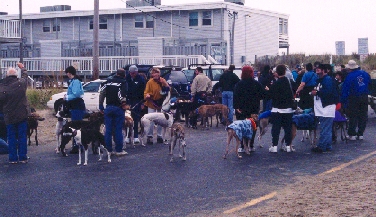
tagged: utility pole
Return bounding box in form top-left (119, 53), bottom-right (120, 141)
top-left (93, 0), bottom-right (99, 80)
top-left (19, 0), bottom-right (23, 63)
top-left (230, 11), bottom-right (237, 64)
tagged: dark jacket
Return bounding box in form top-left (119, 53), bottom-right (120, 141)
top-left (340, 69), bottom-right (370, 108)
top-left (316, 75), bottom-right (339, 108)
top-left (267, 76), bottom-right (294, 109)
top-left (125, 73), bottom-right (146, 103)
top-left (0, 68), bottom-right (29, 125)
top-left (233, 78), bottom-right (265, 114)
top-left (99, 75), bottom-right (127, 109)
top-left (217, 71), bottom-right (240, 91)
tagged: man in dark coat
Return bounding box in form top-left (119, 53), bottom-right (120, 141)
top-left (0, 63), bottom-right (29, 164)
top-left (125, 65), bottom-right (146, 144)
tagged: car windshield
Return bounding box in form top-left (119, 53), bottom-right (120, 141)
top-left (184, 69), bottom-right (195, 83)
top-left (204, 69), bottom-right (224, 81)
top-left (164, 71), bottom-right (188, 83)
top-left (83, 82), bottom-right (101, 92)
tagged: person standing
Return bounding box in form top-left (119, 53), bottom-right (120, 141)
top-left (341, 60), bottom-right (371, 140)
top-left (258, 65), bottom-right (273, 112)
top-left (64, 66), bottom-right (86, 154)
top-left (266, 64), bottom-right (294, 153)
top-left (144, 68), bottom-right (170, 144)
top-left (0, 63), bottom-right (29, 164)
top-left (190, 67), bottom-right (212, 105)
top-left (233, 65), bottom-right (265, 152)
top-left (64, 66), bottom-right (85, 120)
top-left (216, 64), bottom-right (240, 123)
top-left (125, 65), bottom-right (146, 144)
top-left (295, 63), bottom-right (318, 109)
top-left (311, 64), bottom-right (339, 152)
top-left (99, 69), bottom-right (128, 156)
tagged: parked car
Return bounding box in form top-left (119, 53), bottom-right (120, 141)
top-left (47, 79), bottom-right (106, 113)
top-left (160, 69), bottom-right (190, 100)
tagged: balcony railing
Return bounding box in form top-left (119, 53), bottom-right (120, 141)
top-left (0, 19), bottom-right (21, 39)
top-left (0, 55), bottom-right (210, 76)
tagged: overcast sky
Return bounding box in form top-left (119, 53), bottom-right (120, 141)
top-left (1, 0), bottom-right (375, 55)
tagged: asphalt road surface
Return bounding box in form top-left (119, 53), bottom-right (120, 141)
top-left (1, 108), bottom-right (376, 216)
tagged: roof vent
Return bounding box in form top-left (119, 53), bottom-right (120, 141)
top-left (224, 0), bottom-right (245, 5)
top-left (40, 5), bottom-right (71, 13)
top-left (126, 0), bottom-right (161, 8)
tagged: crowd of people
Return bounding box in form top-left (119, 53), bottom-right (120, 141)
top-left (0, 59), bottom-right (372, 164)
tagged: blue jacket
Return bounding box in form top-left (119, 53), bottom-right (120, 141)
top-left (340, 69), bottom-right (370, 107)
top-left (66, 78), bottom-right (84, 101)
top-left (316, 75), bottom-right (339, 107)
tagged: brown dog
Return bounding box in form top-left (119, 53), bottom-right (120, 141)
top-left (223, 114), bottom-right (258, 159)
top-left (121, 104), bottom-right (135, 148)
top-left (194, 105), bottom-right (216, 130)
top-left (169, 123), bottom-right (186, 162)
top-left (211, 104), bottom-right (230, 127)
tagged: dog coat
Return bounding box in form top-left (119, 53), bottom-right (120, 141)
top-left (292, 113), bottom-right (316, 130)
top-left (226, 119), bottom-right (256, 141)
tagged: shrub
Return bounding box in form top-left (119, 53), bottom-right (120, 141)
top-left (27, 89), bottom-right (64, 109)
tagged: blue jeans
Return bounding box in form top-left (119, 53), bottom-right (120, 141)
top-left (104, 106), bottom-right (125, 152)
top-left (0, 138), bottom-right (8, 154)
top-left (7, 120), bottom-right (27, 162)
top-left (222, 91), bottom-right (234, 122)
top-left (317, 116), bottom-right (334, 151)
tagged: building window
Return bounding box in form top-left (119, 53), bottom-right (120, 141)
top-left (189, 12), bottom-right (198, 26)
top-left (279, 18), bottom-right (288, 34)
top-left (202, 11), bottom-right (212, 26)
top-left (43, 20), bottom-right (50, 32)
top-left (134, 15), bottom-right (143, 28)
top-left (89, 18), bottom-right (108, 30)
top-left (53, 19), bottom-right (60, 32)
top-left (146, 15), bottom-right (154, 28)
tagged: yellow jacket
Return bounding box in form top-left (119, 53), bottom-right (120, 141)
top-left (144, 78), bottom-right (168, 109)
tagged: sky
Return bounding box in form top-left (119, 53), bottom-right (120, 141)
top-left (1, 0), bottom-right (375, 55)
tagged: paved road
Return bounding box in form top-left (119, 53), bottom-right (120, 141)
top-left (1, 109), bottom-right (376, 216)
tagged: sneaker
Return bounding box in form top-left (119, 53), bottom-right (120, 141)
top-left (134, 138), bottom-right (140, 143)
top-left (311, 147), bottom-right (323, 153)
top-left (115, 150), bottom-right (128, 156)
top-left (346, 136), bottom-right (356, 141)
top-left (358, 136), bottom-right (364, 140)
top-left (237, 148), bottom-right (245, 153)
top-left (286, 146), bottom-right (291, 153)
top-left (250, 147), bottom-right (256, 152)
top-left (19, 160), bottom-right (28, 164)
top-left (157, 137), bottom-right (164, 143)
top-left (125, 138), bottom-right (130, 144)
top-left (9, 161), bottom-right (18, 164)
top-left (269, 146), bottom-right (277, 153)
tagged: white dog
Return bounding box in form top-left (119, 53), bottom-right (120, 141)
top-left (122, 107), bottom-right (135, 148)
top-left (55, 111), bottom-right (68, 153)
top-left (139, 112), bottom-right (174, 146)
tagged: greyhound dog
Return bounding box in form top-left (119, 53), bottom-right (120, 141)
top-left (169, 123), bottom-right (186, 162)
top-left (121, 104), bottom-right (135, 148)
top-left (223, 114), bottom-right (258, 159)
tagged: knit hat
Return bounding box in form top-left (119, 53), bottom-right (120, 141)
top-left (129, 65), bottom-right (138, 73)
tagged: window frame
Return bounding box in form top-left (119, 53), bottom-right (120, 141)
top-left (43, 19), bottom-right (51, 32)
top-left (134, 14), bottom-right (144, 28)
top-left (89, 17), bottom-right (108, 30)
top-left (189, 12), bottom-right (199, 27)
top-left (52, 18), bottom-right (60, 32)
top-left (202, 11), bottom-right (212, 26)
